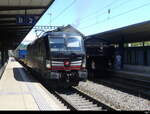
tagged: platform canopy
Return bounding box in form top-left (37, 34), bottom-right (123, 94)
top-left (0, 0), bottom-right (54, 49)
top-left (87, 20), bottom-right (150, 44)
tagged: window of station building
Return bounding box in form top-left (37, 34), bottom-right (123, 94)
top-left (0, 51), bottom-right (1, 68)
top-left (127, 43), bottom-right (131, 47)
top-left (129, 42), bottom-right (143, 47)
top-left (144, 41), bottom-right (150, 46)
top-left (124, 43), bottom-right (128, 47)
top-left (114, 44), bottom-right (119, 48)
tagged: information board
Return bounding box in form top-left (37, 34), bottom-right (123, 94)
top-left (16, 15), bottom-right (38, 25)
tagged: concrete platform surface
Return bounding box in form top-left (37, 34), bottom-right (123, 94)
top-left (0, 57), bottom-right (67, 111)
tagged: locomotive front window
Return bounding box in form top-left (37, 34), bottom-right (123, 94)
top-left (49, 36), bottom-right (83, 53)
top-left (66, 38), bottom-right (82, 51)
top-left (49, 38), bottom-right (66, 51)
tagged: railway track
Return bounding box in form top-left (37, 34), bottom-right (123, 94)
top-left (51, 87), bottom-right (116, 111)
top-left (20, 61), bottom-right (114, 111)
top-left (93, 76), bottom-right (150, 99)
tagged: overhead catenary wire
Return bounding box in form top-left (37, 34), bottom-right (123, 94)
top-left (79, 1), bottom-right (150, 30)
top-left (51, 0), bottom-right (77, 23)
top-left (78, 0), bottom-right (133, 26)
top-left (78, 0), bottom-right (117, 23)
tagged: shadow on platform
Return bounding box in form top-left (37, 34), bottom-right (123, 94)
top-left (13, 68), bottom-right (38, 83)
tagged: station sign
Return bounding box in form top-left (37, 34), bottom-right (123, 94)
top-left (16, 15), bottom-right (38, 25)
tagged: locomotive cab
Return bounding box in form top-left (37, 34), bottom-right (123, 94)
top-left (45, 32), bottom-right (87, 85)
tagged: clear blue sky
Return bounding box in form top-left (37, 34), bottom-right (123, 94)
top-left (23, 0), bottom-right (150, 44)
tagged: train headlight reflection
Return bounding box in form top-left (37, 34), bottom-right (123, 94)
top-left (46, 60), bottom-right (51, 69)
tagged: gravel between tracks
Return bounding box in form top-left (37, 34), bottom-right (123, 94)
top-left (77, 81), bottom-right (150, 111)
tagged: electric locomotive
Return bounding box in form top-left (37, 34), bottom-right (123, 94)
top-left (26, 31), bottom-right (87, 88)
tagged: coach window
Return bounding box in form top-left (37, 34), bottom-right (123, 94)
top-left (33, 44), bottom-right (36, 59)
top-left (39, 42), bottom-right (42, 61)
top-left (30, 46), bottom-right (33, 57)
top-left (0, 51), bottom-right (1, 68)
top-left (35, 44), bottom-right (37, 60)
top-left (41, 41), bottom-right (44, 61)
top-left (34, 46), bottom-right (36, 59)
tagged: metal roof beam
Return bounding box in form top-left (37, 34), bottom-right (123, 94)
top-left (0, 6), bottom-right (47, 11)
top-left (0, 26), bottom-right (32, 31)
top-left (0, 14), bottom-right (40, 18)
top-left (0, 24), bottom-right (32, 27)
top-left (0, 20), bottom-right (16, 24)
top-left (7, 29), bottom-right (30, 32)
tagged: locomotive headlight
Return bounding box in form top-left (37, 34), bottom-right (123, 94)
top-left (82, 62), bottom-right (86, 68)
top-left (46, 60), bottom-right (51, 69)
top-left (82, 58), bottom-right (86, 69)
top-left (100, 46), bottom-right (103, 50)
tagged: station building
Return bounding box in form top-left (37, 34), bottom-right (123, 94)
top-left (86, 20), bottom-right (150, 73)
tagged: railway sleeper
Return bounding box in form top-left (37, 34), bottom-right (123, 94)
top-left (74, 104), bottom-right (98, 107)
top-left (66, 96), bottom-right (86, 99)
top-left (68, 99), bottom-right (90, 102)
top-left (71, 101), bottom-right (94, 104)
top-left (75, 105), bottom-right (101, 109)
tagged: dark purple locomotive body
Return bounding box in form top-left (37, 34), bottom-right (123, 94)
top-left (26, 32), bottom-right (87, 88)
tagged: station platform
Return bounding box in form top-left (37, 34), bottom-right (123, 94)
top-left (0, 57), bottom-right (66, 111)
